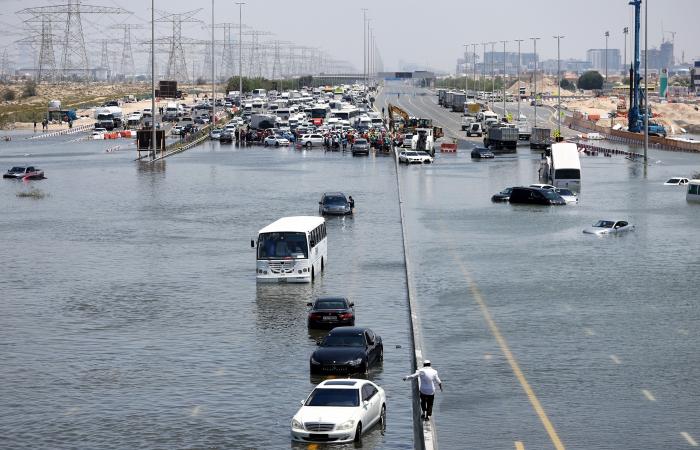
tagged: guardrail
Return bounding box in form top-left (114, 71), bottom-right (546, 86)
top-left (26, 123), bottom-right (94, 140)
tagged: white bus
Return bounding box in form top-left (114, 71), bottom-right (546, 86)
top-left (545, 142), bottom-right (581, 190)
top-left (252, 216), bottom-right (327, 283)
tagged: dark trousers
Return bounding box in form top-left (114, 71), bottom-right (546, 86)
top-left (420, 393), bottom-right (435, 417)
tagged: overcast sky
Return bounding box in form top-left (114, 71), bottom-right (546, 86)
top-left (1, 0), bottom-right (698, 73)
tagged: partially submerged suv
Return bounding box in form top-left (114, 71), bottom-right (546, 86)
top-left (508, 186), bottom-right (566, 205)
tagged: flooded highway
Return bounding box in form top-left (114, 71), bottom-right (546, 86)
top-left (380, 83), bottom-right (700, 449)
top-left (2, 87), bottom-right (700, 450)
top-left (0, 135), bottom-right (414, 449)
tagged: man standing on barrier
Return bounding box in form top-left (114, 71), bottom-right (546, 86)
top-left (403, 360), bottom-right (443, 421)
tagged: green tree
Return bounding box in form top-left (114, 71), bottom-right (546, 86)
top-left (577, 71), bottom-right (603, 90)
top-left (22, 79), bottom-right (37, 98)
top-left (560, 78), bottom-right (576, 91)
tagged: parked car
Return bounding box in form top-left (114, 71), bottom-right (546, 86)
top-left (466, 122), bottom-right (482, 137)
top-left (583, 220), bottom-right (635, 235)
top-left (219, 131), bottom-right (233, 143)
top-left (171, 125), bottom-right (184, 136)
top-left (509, 186), bottom-right (566, 205)
top-left (398, 150), bottom-right (433, 164)
top-left (554, 187), bottom-right (578, 203)
top-left (351, 138), bottom-right (370, 156)
top-left (664, 177), bottom-right (690, 186)
top-left (291, 378), bottom-right (386, 444)
top-left (300, 133), bottom-right (325, 147)
top-left (307, 297), bottom-right (355, 328)
top-left (471, 147), bottom-right (495, 159)
top-left (209, 128), bottom-right (222, 140)
top-left (529, 183), bottom-right (556, 190)
top-left (309, 327), bottom-right (383, 375)
top-left (491, 187), bottom-right (513, 202)
top-left (264, 136), bottom-right (290, 147)
top-left (319, 192), bottom-right (352, 215)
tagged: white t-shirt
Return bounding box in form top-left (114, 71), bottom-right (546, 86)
top-left (406, 366), bottom-right (442, 395)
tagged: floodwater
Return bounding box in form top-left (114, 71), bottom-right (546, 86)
top-left (382, 83), bottom-right (700, 449)
top-left (0, 134), bottom-right (414, 449)
top-left (3, 93), bottom-right (700, 450)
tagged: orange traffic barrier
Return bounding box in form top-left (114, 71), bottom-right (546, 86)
top-left (440, 142), bottom-right (457, 153)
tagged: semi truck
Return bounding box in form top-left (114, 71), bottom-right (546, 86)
top-left (483, 125), bottom-right (518, 152)
top-left (451, 92), bottom-right (466, 113)
top-left (530, 127), bottom-right (552, 150)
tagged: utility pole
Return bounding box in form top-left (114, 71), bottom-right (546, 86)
top-left (471, 43), bottom-right (477, 97)
top-left (211, 0), bottom-right (215, 125)
top-left (530, 37), bottom-right (540, 127)
top-left (481, 42), bottom-right (487, 96)
top-left (236, 2), bottom-right (245, 109)
top-left (500, 40), bottom-right (507, 119)
top-left (361, 9), bottom-right (367, 88)
top-left (605, 31), bottom-right (610, 85)
top-left (490, 41), bottom-right (496, 111)
top-left (464, 44), bottom-right (469, 94)
top-left (151, 0), bottom-right (156, 159)
top-left (515, 39), bottom-right (524, 121)
top-left (554, 35), bottom-right (565, 137)
top-left (623, 27), bottom-right (629, 75)
top-left (643, 0), bottom-right (648, 166)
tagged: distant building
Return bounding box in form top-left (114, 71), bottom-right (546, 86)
top-left (541, 59), bottom-right (592, 75)
top-left (642, 41), bottom-right (674, 72)
top-left (481, 52), bottom-right (537, 75)
top-left (586, 48), bottom-right (621, 74)
top-left (692, 60), bottom-right (700, 93)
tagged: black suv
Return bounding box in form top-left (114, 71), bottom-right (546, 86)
top-left (508, 186), bottom-right (566, 205)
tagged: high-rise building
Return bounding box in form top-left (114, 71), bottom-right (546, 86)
top-left (586, 49), bottom-right (621, 73)
top-left (692, 61), bottom-right (700, 93)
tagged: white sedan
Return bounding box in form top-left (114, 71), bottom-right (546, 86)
top-left (583, 220), bottom-right (635, 235)
top-left (264, 136), bottom-right (290, 147)
top-left (399, 150), bottom-right (433, 164)
top-left (664, 177), bottom-right (689, 186)
top-left (291, 379), bottom-right (386, 444)
top-left (554, 187), bottom-right (578, 204)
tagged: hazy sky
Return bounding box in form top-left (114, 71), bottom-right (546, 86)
top-left (1, 0), bottom-right (698, 73)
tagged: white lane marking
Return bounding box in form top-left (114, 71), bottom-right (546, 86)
top-left (609, 354), bottom-right (621, 364)
top-left (214, 368), bottom-right (225, 376)
top-left (191, 405), bottom-right (201, 416)
top-left (65, 407), bottom-right (79, 416)
top-left (641, 389), bottom-right (656, 402)
top-left (584, 327), bottom-right (597, 336)
top-left (681, 432), bottom-right (698, 446)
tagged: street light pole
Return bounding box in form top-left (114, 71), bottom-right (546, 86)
top-left (361, 9), bottom-right (367, 87)
top-left (490, 42), bottom-right (496, 111)
top-left (151, 0), bottom-right (156, 159)
top-left (236, 2), bottom-right (245, 111)
top-left (500, 40), bottom-right (507, 119)
top-left (515, 39), bottom-right (523, 121)
top-left (481, 42), bottom-right (487, 96)
top-left (211, 0), bottom-right (215, 125)
top-left (605, 31), bottom-right (610, 85)
top-left (554, 35), bottom-right (565, 137)
top-left (643, 0), bottom-right (648, 166)
top-left (530, 37), bottom-right (540, 127)
top-left (623, 27), bottom-right (629, 75)
top-left (471, 43), bottom-right (477, 97)
top-left (464, 44), bottom-right (469, 94)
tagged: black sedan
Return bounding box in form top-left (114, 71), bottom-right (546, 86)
top-left (471, 147), bottom-right (495, 159)
top-left (310, 327), bottom-right (383, 375)
top-left (491, 187), bottom-right (513, 202)
top-left (307, 297), bottom-right (355, 328)
top-left (319, 192), bottom-right (352, 216)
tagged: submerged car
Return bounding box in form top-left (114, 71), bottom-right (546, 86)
top-left (398, 150), bottom-right (433, 164)
top-left (471, 147), bottom-right (495, 159)
top-left (529, 183), bottom-right (556, 190)
top-left (554, 187), bottom-right (578, 204)
top-left (4, 166), bottom-right (45, 180)
top-left (307, 297), bottom-right (355, 328)
top-left (291, 379), bottom-right (386, 444)
top-left (319, 192), bottom-right (352, 215)
top-left (491, 187), bottom-right (513, 202)
top-left (509, 186), bottom-right (566, 205)
top-left (583, 220), bottom-right (635, 235)
top-left (264, 136), bottom-right (290, 147)
top-left (664, 177), bottom-right (689, 186)
top-left (309, 327), bottom-right (383, 375)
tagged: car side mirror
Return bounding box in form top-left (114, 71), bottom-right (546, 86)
top-left (250, 240), bottom-right (255, 248)
top-left (363, 400), bottom-right (369, 407)
top-left (306, 302), bottom-right (313, 307)
top-left (349, 303), bottom-right (354, 307)
top-left (318, 201), bottom-right (322, 205)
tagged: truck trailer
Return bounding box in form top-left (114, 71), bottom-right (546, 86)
top-left (483, 125), bottom-right (518, 152)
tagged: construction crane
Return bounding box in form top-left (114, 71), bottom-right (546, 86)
top-left (627, 0), bottom-right (666, 137)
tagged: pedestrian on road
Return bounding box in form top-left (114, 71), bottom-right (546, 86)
top-left (33, 121), bottom-right (37, 133)
top-left (403, 360), bottom-right (442, 421)
top-left (348, 195), bottom-right (355, 210)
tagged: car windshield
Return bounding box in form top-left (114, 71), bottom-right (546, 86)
top-left (323, 196), bottom-right (347, 206)
top-left (306, 388), bottom-right (359, 407)
top-left (10, 167), bottom-right (25, 172)
top-left (315, 299), bottom-right (348, 310)
top-left (501, 188), bottom-right (512, 194)
top-left (355, 139), bottom-right (367, 145)
top-left (667, 178), bottom-right (680, 183)
top-left (257, 232), bottom-right (308, 259)
top-left (594, 220), bottom-right (614, 228)
top-left (322, 334), bottom-right (365, 347)
top-left (556, 189), bottom-right (574, 196)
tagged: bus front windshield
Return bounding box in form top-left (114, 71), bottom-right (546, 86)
top-left (258, 232), bottom-right (308, 260)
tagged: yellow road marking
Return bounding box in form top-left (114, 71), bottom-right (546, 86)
top-left (682, 432), bottom-right (698, 447)
top-left (515, 441), bottom-right (525, 450)
top-left (641, 389), bottom-right (656, 402)
top-left (609, 354), bottom-right (621, 364)
top-left (454, 258), bottom-right (565, 450)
